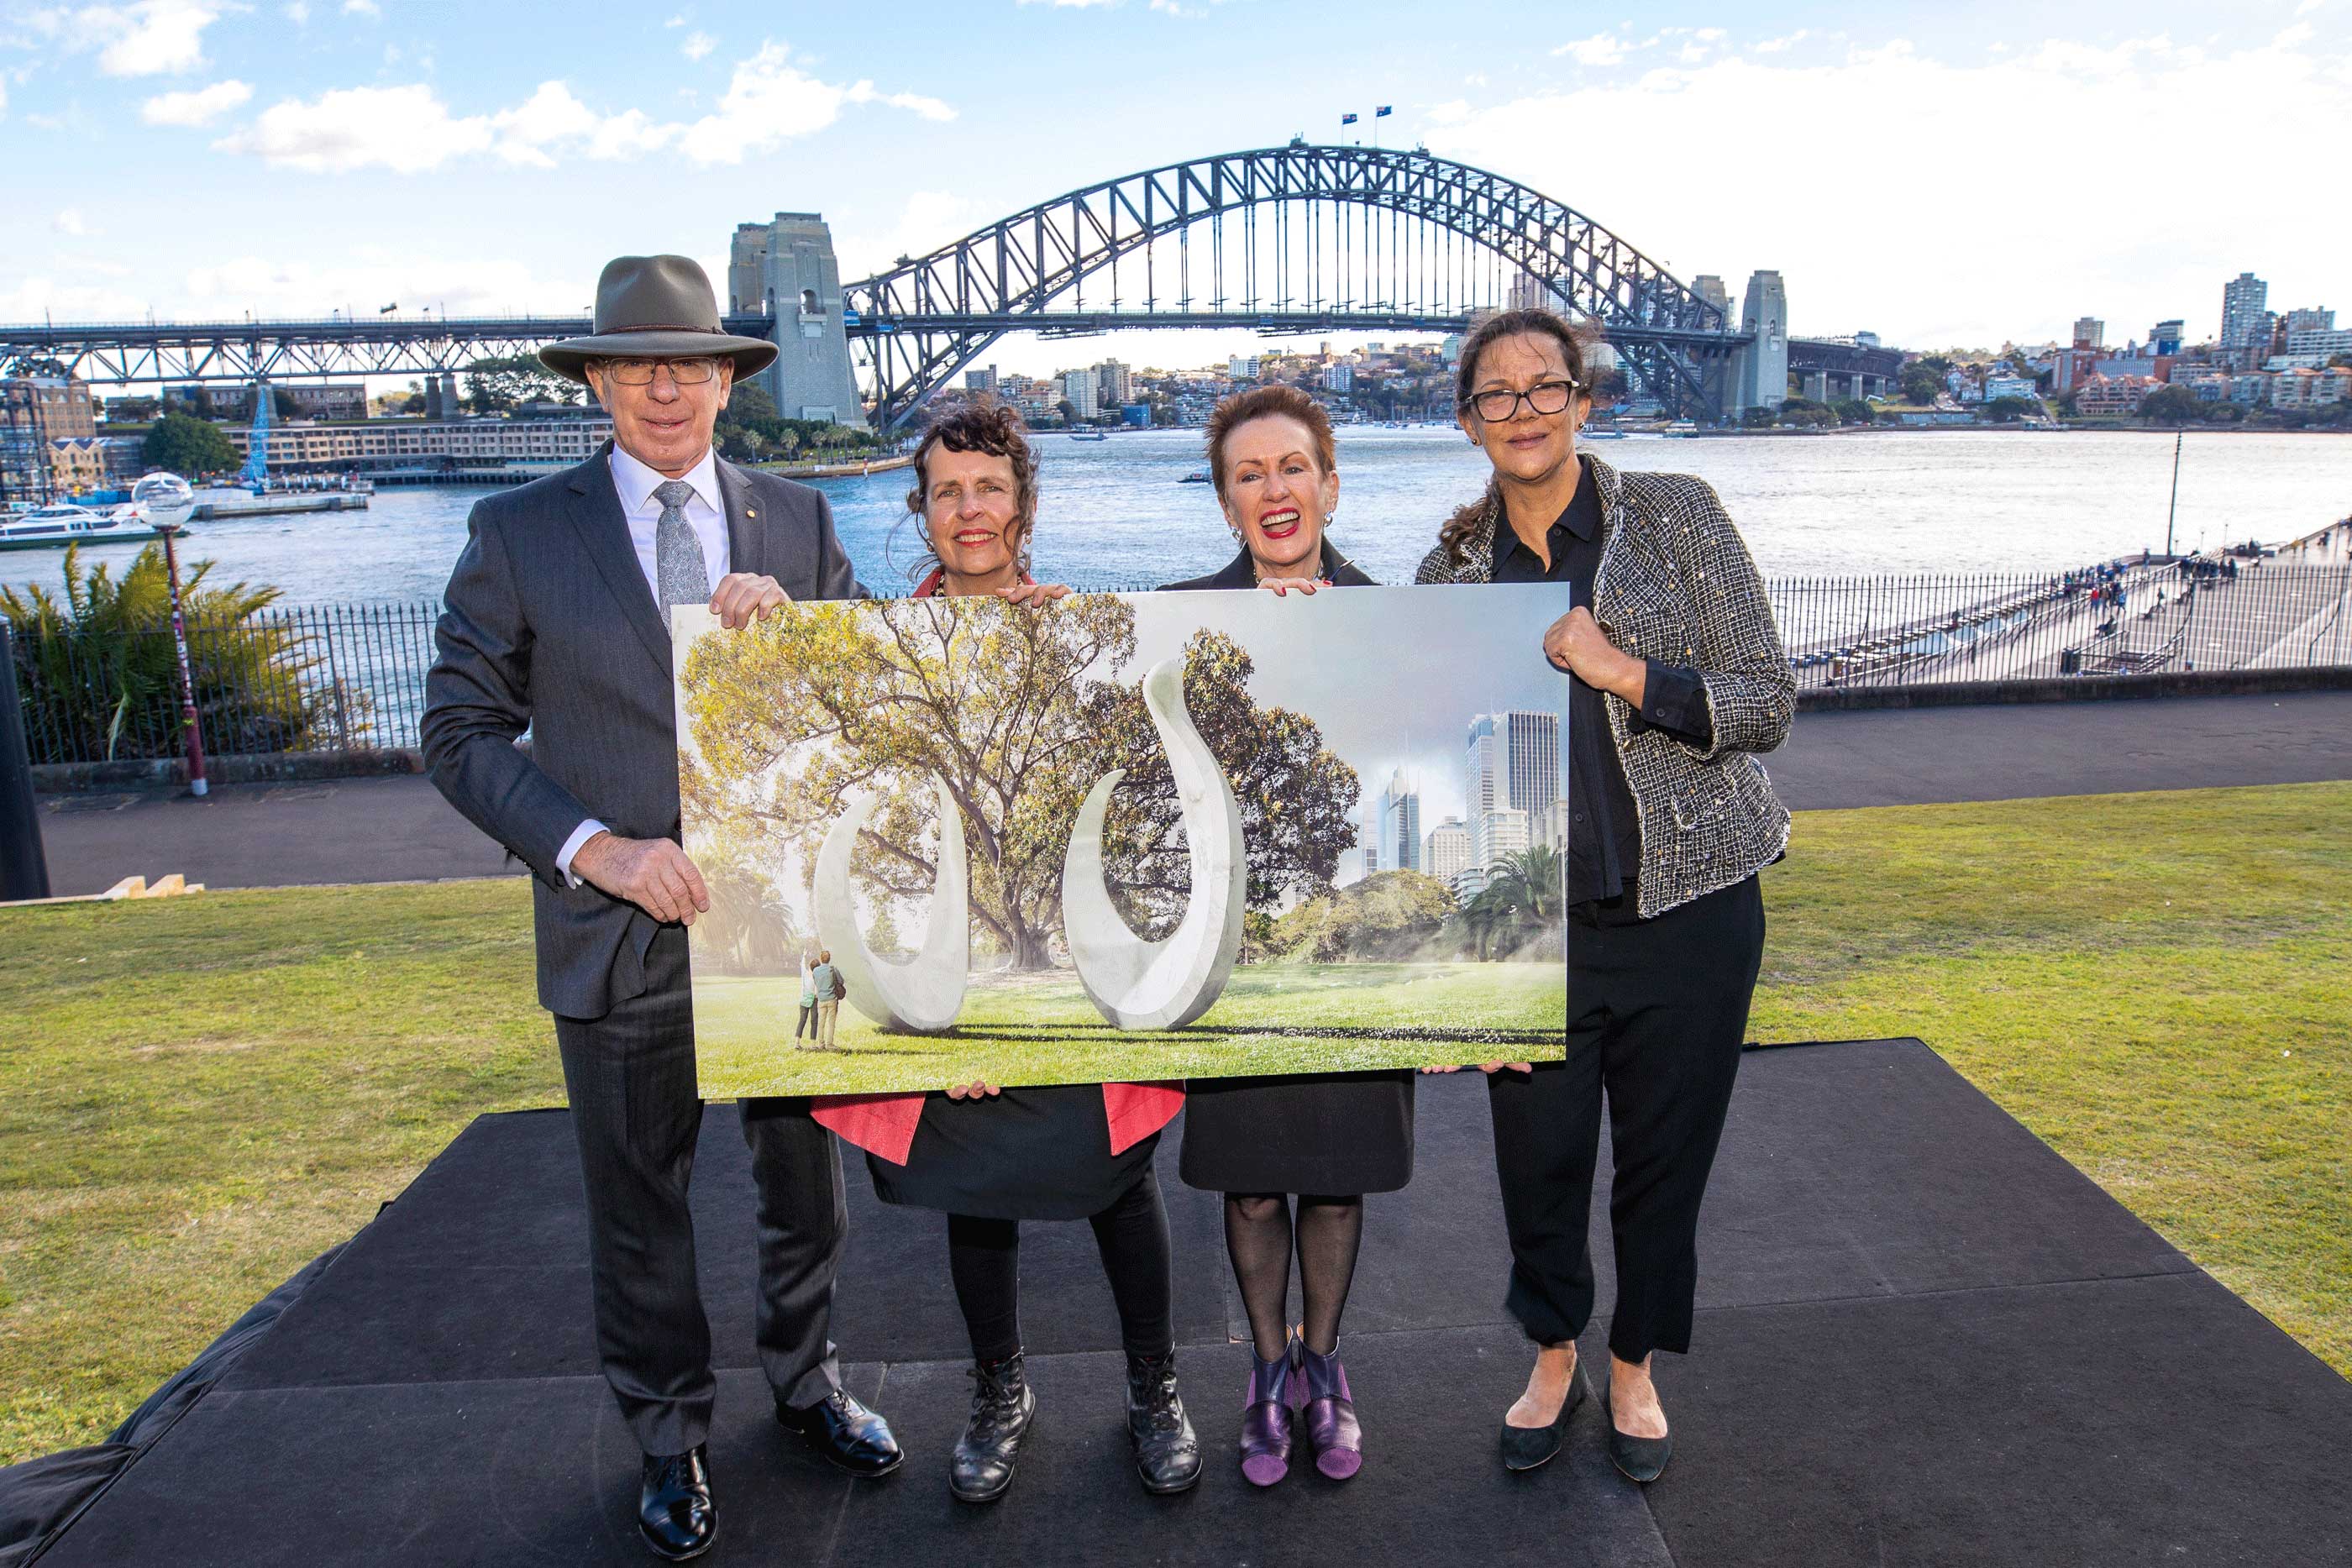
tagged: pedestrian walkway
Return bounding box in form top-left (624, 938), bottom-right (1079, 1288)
top-left (26, 691), bottom-right (2352, 895)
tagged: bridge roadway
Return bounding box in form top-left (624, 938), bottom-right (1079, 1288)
top-left (27, 690), bottom-right (2352, 897)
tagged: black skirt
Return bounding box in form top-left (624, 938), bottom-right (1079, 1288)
top-left (869, 1083), bottom-right (1160, 1222)
top-left (1179, 1071), bottom-right (1415, 1196)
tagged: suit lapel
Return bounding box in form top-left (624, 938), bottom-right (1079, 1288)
top-left (717, 458), bottom-right (762, 583)
top-left (564, 444), bottom-right (673, 674)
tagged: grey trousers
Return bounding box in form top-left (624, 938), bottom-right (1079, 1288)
top-left (554, 924), bottom-right (846, 1457)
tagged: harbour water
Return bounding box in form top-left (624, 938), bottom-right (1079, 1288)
top-left (6, 427), bottom-right (2349, 606)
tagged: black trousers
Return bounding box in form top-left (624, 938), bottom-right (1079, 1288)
top-left (1487, 875), bottom-right (1764, 1363)
top-left (946, 1168), bottom-right (1175, 1363)
top-left (554, 925), bottom-right (845, 1457)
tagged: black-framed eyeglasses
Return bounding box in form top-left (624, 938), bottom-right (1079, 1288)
top-left (596, 357), bottom-right (722, 385)
top-left (1468, 379), bottom-right (1580, 422)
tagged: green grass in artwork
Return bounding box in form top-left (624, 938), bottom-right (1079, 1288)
top-left (693, 962), bottom-right (1567, 1096)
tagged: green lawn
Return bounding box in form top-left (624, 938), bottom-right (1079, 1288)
top-left (696, 963), bottom-right (1564, 1097)
top-left (1, 780), bottom-right (2346, 1465)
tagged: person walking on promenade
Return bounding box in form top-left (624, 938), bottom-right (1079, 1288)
top-left (810, 949), bottom-right (842, 1049)
top-left (1417, 307), bottom-right (1793, 1483)
top-left (421, 254), bottom-right (900, 1562)
top-left (1160, 385), bottom-right (1408, 1489)
top-left (811, 398), bottom-right (1201, 1507)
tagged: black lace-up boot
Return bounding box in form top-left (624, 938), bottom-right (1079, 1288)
top-left (1125, 1350), bottom-right (1203, 1495)
top-left (949, 1351), bottom-right (1037, 1503)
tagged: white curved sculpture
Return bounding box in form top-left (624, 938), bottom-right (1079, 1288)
top-left (814, 777), bottom-right (969, 1032)
top-left (1061, 657), bottom-right (1246, 1030)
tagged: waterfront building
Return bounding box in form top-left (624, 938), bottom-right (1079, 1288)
top-left (2284, 307), bottom-right (2335, 336)
top-left (2220, 272), bottom-right (2270, 351)
top-left (1691, 275), bottom-right (1731, 319)
top-left (222, 412), bottom-right (617, 472)
top-left (44, 437), bottom-right (108, 495)
top-left (170, 382), bottom-right (369, 422)
top-left (1096, 360), bottom-right (1131, 405)
top-left (2050, 347), bottom-right (2106, 396)
top-left (2150, 319), bottom-right (2186, 355)
top-left (1425, 818), bottom-right (1469, 888)
top-left (2071, 317), bottom-right (2105, 350)
top-left (2276, 327), bottom-right (2352, 368)
top-left (1376, 770), bottom-right (1422, 876)
top-left (2268, 367), bottom-right (2352, 410)
top-left (1228, 354), bottom-right (1262, 382)
top-left (1, 375), bottom-right (97, 505)
top-left (1061, 370), bottom-right (1100, 420)
top-left (1322, 363), bottom-right (1354, 394)
top-left (966, 365), bottom-right (998, 393)
top-left (1854, 330), bottom-right (1882, 349)
top-left (2181, 375), bottom-right (2234, 403)
top-left (2073, 375), bottom-right (2154, 417)
top-left (1982, 374), bottom-right (2038, 402)
top-left (2231, 374), bottom-right (2271, 406)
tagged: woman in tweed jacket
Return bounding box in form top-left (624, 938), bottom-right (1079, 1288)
top-left (1419, 308), bottom-right (1793, 1483)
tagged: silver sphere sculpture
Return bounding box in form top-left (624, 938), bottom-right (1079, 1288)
top-left (131, 471), bottom-right (197, 530)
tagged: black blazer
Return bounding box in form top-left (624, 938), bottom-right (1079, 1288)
top-left (1158, 538), bottom-right (1376, 591)
top-left (421, 441), bottom-right (863, 1019)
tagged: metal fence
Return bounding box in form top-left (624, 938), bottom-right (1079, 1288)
top-left (10, 560), bottom-right (2352, 768)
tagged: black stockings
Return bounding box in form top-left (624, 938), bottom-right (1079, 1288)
top-left (1224, 1193), bottom-right (1364, 1360)
top-left (946, 1168), bottom-right (1174, 1363)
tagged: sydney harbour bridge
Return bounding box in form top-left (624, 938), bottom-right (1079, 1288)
top-left (0, 144), bottom-right (1899, 429)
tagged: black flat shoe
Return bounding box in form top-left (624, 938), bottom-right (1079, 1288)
top-left (951, 1352), bottom-right (1037, 1504)
top-left (638, 1445), bottom-right (716, 1562)
top-left (1499, 1361), bottom-right (1588, 1472)
top-left (1126, 1350), bottom-right (1203, 1495)
top-left (1599, 1371), bottom-right (1673, 1484)
top-left (777, 1387), bottom-right (905, 1477)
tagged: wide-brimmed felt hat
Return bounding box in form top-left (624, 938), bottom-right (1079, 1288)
top-left (538, 254), bottom-right (778, 385)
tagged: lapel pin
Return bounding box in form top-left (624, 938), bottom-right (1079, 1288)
top-left (746, 508), bottom-right (757, 518)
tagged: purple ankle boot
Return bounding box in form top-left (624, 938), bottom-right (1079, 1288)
top-left (1238, 1340), bottom-right (1302, 1487)
top-left (1298, 1340), bottom-right (1362, 1481)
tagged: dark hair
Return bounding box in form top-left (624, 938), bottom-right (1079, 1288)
top-left (1439, 309), bottom-right (1603, 564)
top-left (902, 396), bottom-right (1041, 580)
top-left (1205, 384), bottom-right (1336, 502)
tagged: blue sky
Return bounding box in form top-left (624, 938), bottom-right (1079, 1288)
top-left (2, 0), bottom-right (2344, 375)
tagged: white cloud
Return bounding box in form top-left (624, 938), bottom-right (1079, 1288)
top-left (837, 190), bottom-right (988, 279)
top-left (209, 44), bottom-right (954, 172)
top-left (54, 207), bottom-right (89, 235)
top-left (1755, 29), bottom-right (1807, 52)
top-left (213, 82), bottom-right (495, 171)
top-left (140, 76), bottom-right (251, 124)
top-left (283, 1), bottom-right (309, 21)
top-left (1552, 32), bottom-right (1627, 66)
top-left (1424, 30), bottom-right (2352, 349)
top-left (681, 29), bottom-right (715, 60)
top-left (342, 0), bottom-right (379, 15)
top-left (176, 249), bottom-right (594, 319)
top-left (33, 1), bottom-right (222, 76)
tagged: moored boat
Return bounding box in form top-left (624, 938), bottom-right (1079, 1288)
top-left (0, 503), bottom-right (177, 551)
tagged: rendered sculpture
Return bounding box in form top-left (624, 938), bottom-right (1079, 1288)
top-left (815, 777), bottom-right (971, 1033)
top-left (1061, 657), bottom-right (1247, 1030)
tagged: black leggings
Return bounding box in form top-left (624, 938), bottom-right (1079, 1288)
top-left (947, 1167), bottom-right (1174, 1363)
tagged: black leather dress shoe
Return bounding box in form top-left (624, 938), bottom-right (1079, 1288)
top-left (950, 1352), bottom-right (1037, 1504)
top-left (1126, 1350), bottom-right (1203, 1495)
top-left (1599, 1372), bottom-right (1673, 1484)
top-left (777, 1387), bottom-right (905, 1477)
top-left (1499, 1363), bottom-right (1588, 1472)
top-left (638, 1445), bottom-right (716, 1562)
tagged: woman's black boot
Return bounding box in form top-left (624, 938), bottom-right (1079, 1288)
top-left (1125, 1350), bottom-right (1203, 1494)
top-left (950, 1352), bottom-right (1037, 1503)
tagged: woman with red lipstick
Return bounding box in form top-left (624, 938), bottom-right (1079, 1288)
top-left (1162, 386), bottom-right (1407, 1491)
top-left (1418, 309), bottom-right (1793, 1483)
top-left (812, 398), bottom-right (1203, 1508)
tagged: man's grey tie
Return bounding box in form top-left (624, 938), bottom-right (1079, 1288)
top-left (652, 479), bottom-right (708, 631)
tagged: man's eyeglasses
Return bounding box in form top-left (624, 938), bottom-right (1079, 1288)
top-left (1468, 379), bottom-right (1581, 422)
top-left (596, 357), bottom-right (722, 385)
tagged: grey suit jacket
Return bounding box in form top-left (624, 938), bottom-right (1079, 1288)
top-left (422, 442), bottom-right (864, 1019)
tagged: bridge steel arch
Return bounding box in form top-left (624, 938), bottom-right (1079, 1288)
top-left (843, 143), bottom-right (1739, 430)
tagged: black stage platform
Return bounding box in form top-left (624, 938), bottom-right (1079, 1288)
top-left (15, 1040), bottom-right (2352, 1566)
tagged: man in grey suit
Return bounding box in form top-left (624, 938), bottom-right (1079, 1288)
top-left (422, 254), bottom-right (899, 1562)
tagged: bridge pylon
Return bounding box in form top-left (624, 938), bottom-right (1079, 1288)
top-left (730, 214), bottom-right (868, 428)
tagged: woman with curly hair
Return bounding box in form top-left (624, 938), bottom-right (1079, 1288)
top-left (1419, 310), bottom-right (1793, 1483)
top-left (812, 397), bottom-right (1201, 1507)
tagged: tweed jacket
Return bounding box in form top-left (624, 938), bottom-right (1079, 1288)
top-left (1415, 454), bottom-right (1793, 919)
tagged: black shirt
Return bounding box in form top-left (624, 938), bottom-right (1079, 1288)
top-left (1489, 458), bottom-right (1714, 907)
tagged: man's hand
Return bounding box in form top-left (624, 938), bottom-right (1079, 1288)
top-left (710, 572), bottom-right (789, 629)
top-left (570, 831), bottom-right (711, 926)
top-left (1542, 605), bottom-right (1644, 702)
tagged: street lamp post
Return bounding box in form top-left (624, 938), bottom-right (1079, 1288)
top-left (156, 522), bottom-right (210, 798)
top-left (0, 622), bottom-right (53, 900)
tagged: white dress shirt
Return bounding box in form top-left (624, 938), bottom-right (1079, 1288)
top-left (555, 443), bottom-right (732, 887)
